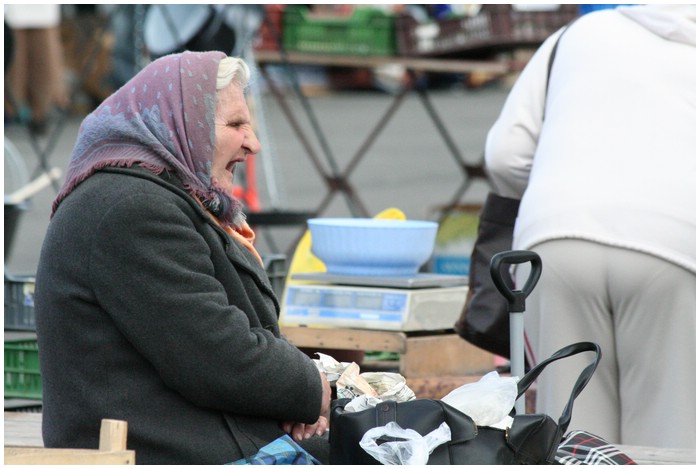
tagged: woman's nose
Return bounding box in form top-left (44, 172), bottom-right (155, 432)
top-left (245, 129), bottom-right (262, 155)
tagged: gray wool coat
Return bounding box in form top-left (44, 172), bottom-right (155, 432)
top-left (35, 166), bottom-right (327, 464)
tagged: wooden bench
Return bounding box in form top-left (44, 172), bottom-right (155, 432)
top-left (4, 413), bottom-right (135, 464)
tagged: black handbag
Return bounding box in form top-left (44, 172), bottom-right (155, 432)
top-left (329, 341), bottom-right (601, 465)
top-left (454, 192), bottom-right (520, 358)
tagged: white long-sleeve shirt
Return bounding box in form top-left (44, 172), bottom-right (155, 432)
top-left (485, 5), bottom-right (696, 273)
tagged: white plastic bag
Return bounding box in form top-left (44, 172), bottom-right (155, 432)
top-left (359, 421), bottom-right (451, 465)
top-left (344, 394), bottom-right (383, 412)
top-left (313, 352), bottom-right (351, 383)
top-left (441, 371), bottom-right (518, 428)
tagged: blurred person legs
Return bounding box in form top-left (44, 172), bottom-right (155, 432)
top-left (4, 5), bottom-right (68, 133)
top-left (518, 239), bottom-right (695, 449)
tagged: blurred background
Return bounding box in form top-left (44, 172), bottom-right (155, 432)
top-left (4, 4), bottom-right (598, 277)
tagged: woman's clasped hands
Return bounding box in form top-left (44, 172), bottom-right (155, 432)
top-left (281, 370), bottom-right (332, 442)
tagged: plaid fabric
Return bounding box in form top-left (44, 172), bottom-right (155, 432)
top-left (229, 435), bottom-right (321, 465)
top-left (556, 430), bottom-right (637, 465)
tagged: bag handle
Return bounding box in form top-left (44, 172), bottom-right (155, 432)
top-left (516, 341), bottom-right (601, 434)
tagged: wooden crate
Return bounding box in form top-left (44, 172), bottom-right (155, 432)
top-left (281, 326), bottom-right (494, 379)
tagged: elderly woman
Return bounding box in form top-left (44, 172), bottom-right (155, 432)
top-left (35, 51), bottom-right (331, 464)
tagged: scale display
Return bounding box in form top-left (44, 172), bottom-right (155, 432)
top-left (281, 283), bottom-right (468, 331)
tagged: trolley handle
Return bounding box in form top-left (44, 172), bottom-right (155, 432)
top-left (489, 250), bottom-right (542, 312)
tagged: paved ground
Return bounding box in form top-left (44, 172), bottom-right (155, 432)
top-left (4, 85), bottom-right (510, 275)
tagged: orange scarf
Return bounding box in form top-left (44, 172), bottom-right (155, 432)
top-left (221, 221), bottom-right (263, 267)
top-left (197, 200), bottom-right (263, 266)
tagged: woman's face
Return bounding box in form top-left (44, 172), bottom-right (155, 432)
top-left (212, 83), bottom-right (261, 194)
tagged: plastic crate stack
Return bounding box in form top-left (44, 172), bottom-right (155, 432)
top-left (254, 5), bottom-right (578, 59)
top-left (5, 273), bottom-right (42, 409)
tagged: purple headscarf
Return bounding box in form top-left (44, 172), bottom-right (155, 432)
top-left (52, 50), bottom-right (243, 227)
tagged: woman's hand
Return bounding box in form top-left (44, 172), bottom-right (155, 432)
top-left (280, 370), bottom-right (333, 442)
top-left (281, 416), bottom-right (328, 442)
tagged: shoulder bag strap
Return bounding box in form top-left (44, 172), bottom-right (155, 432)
top-left (543, 19), bottom-right (577, 120)
top-left (516, 341), bottom-right (601, 434)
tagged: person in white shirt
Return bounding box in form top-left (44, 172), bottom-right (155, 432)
top-left (485, 5), bottom-right (695, 449)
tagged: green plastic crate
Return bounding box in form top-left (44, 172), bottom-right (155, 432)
top-left (283, 7), bottom-right (396, 56)
top-left (5, 336), bottom-right (42, 400)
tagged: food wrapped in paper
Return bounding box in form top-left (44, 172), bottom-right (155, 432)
top-left (312, 352), bottom-right (417, 409)
top-left (336, 362), bottom-right (378, 399)
top-left (360, 372), bottom-right (416, 402)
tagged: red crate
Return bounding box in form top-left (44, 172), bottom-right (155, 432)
top-left (254, 4), bottom-right (284, 52)
top-left (396, 4), bottom-right (579, 57)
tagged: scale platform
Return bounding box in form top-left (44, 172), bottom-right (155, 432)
top-left (280, 273), bottom-right (469, 332)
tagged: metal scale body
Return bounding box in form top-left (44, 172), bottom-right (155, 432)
top-left (280, 273), bottom-right (468, 332)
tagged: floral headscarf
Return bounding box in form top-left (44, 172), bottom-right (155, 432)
top-left (52, 50), bottom-right (244, 227)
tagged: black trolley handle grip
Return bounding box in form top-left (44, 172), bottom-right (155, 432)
top-left (489, 250), bottom-right (542, 312)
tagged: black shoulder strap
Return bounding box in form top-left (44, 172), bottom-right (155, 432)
top-left (545, 29), bottom-right (567, 93)
top-left (544, 20), bottom-right (577, 120)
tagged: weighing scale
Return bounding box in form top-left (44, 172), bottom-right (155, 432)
top-left (280, 273), bottom-right (469, 332)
